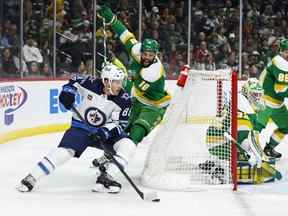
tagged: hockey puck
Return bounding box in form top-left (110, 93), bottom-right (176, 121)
top-left (152, 199), bottom-right (160, 202)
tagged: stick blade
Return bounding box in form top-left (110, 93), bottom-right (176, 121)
top-left (143, 191), bottom-right (159, 202)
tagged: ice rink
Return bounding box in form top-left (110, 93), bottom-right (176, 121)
top-left (1, 129), bottom-right (288, 216)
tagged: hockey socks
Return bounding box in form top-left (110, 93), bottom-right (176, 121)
top-left (16, 147), bottom-right (75, 192)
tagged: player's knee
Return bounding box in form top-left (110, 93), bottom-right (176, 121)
top-left (129, 124), bottom-right (147, 144)
top-left (113, 138), bottom-right (136, 165)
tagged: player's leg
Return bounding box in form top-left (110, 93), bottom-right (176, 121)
top-left (264, 106), bottom-right (288, 158)
top-left (128, 102), bottom-right (166, 145)
top-left (124, 98), bottom-right (141, 134)
top-left (17, 127), bottom-right (93, 192)
top-left (91, 125), bottom-right (125, 168)
top-left (92, 137), bottom-right (136, 193)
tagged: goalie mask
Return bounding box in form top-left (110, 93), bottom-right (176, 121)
top-left (241, 78), bottom-right (264, 111)
top-left (101, 64), bottom-right (125, 95)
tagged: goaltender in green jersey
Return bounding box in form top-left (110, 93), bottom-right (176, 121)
top-left (97, 5), bottom-right (171, 145)
top-left (202, 79), bottom-right (277, 184)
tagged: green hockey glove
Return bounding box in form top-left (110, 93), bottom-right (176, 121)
top-left (97, 5), bottom-right (117, 25)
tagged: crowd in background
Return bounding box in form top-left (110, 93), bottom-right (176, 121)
top-left (1, 0), bottom-right (288, 79)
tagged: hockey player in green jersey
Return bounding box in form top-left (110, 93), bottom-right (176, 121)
top-left (97, 5), bottom-right (171, 145)
top-left (257, 38), bottom-right (288, 159)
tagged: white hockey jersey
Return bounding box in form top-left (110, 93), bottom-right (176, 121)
top-left (64, 75), bottom-right (131, 131)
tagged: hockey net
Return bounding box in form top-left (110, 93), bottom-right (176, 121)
top-left (141, 69), bottom-right (238, 191)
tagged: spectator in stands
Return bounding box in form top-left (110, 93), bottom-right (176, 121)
top-left (23, 38), bottom-right (43, 73)
top-left (0, 47), bottom-right (27, 77)
top-left (42, 63), bottom-right (52, 77)
top-left (193, 41), bottom-right (208, 64)
top-left (197, 32), bottom-right (206, 47)
top-left (205, 52), bottom-right (216, 70)
top-left (0, 21), bottom-right (13, 48)
top-left (5, 23), bottom-right (19, 48)
top-left (4, 0), bottom-right (288, 80)
top-left (248, 64), bottom-right (261, 78)
top-left (263, 36), bottom-right (279, 65)
top-left (27, 61), bottom-right (41, 77)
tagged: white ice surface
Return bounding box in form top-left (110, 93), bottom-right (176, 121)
top-left (1, 127), bottom-right (288, 216)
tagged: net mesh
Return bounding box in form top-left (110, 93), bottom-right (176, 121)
top-left (141, 69), bottom-right (235, 191)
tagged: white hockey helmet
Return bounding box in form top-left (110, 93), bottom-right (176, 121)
top-left (101, 63), bottom-right (125, 82)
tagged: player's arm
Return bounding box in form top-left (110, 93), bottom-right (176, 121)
top-left (59, 74), bottom-right (99, 110)
top-left (98, 5), bottom-right (140, 62)
top-left (58, 75), bottom-right (86, 110)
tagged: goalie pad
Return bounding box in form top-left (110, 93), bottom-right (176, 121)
top-left (240, 131), bottom-right (262, 167)
top-left (237, 160), bottom-right (276, 184)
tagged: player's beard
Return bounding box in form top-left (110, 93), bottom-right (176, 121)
top-left (141, 58), bottom-right (155, 67)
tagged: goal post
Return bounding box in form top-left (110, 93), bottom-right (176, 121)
top-left (141, 69), bottom-right (238, 191)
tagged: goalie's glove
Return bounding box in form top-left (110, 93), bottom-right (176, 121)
top-left (247, 153), bottom-right (261, 167)
top-left (89, 127), bottom-right (111, 143)
top-left (97, 5), bottom-right (117, 25)
top-left (59, 84), bottom-right (77, 110)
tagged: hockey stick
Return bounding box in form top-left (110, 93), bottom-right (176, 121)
top-left (71, 106), bottom-right (160, 202)
top-left (224, 132), bottom-right (282, 180)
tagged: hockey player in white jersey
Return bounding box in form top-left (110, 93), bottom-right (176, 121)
top-left (16, 64), bottom-right (135, 193)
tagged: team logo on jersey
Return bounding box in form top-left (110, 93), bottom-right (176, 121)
top-left (84, 107), bottom-right (106, 127)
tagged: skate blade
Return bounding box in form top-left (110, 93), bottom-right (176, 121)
top-left (91, 184), bottom-right (121, 194)
top-left (15, 184), bottom-right (30, 193)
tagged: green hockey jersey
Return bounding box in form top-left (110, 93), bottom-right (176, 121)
top-left (260, 55), bottom-right (288, 108)
top-left (110, 19), bottom-right (171, 108)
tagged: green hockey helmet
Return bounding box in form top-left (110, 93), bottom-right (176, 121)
top-left (280, 39), bottom-right (288, 51)
top-left (242, 78), bottom-right (264, 111)
top-left (141, 38), bottom-right (159, 53)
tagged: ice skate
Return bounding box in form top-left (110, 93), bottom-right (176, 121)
top-left (91, 153), bottom-right (111, 169)
top-left (92, 171), bottom-right (121, 194)
top-left (264, 145), bottom-right (282, 159)
top-left (16, 174), bottom-right (36, 192)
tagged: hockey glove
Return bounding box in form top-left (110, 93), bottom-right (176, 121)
top-left (97, 5), bottom-right (117, 25)
top-left (59, 84), bottom-right (77, 110)
top-left (89, 127), bottom-right (111, 143)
